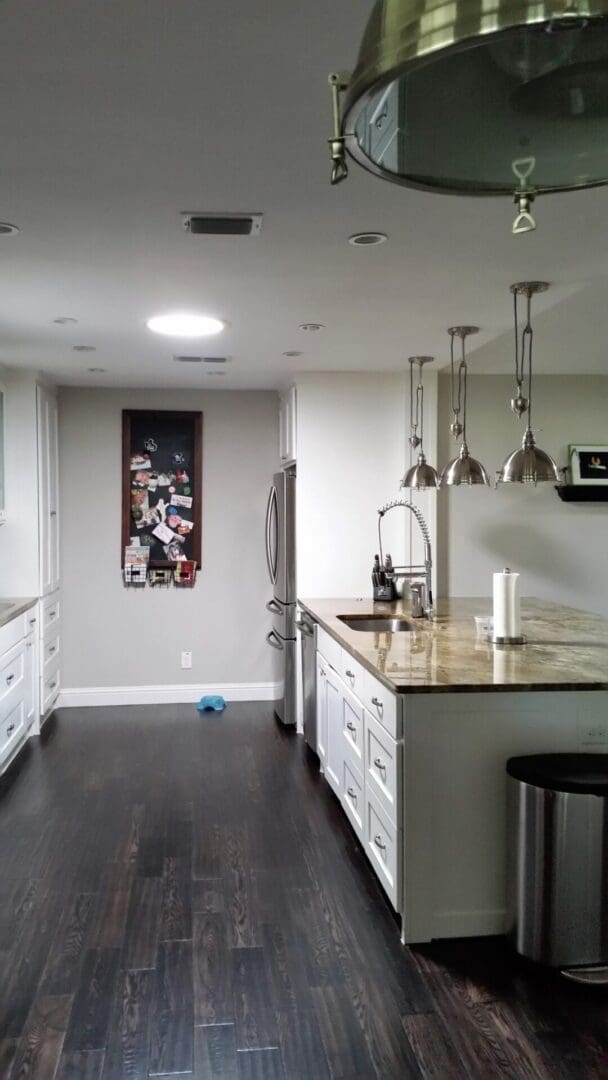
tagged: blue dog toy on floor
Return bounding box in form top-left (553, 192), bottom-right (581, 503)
top-left (197, 695), bottom-right (226, 713)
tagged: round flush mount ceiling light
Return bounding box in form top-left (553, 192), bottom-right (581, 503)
top-left (0, 222), bottom-right (19, 237)
top-left (299, 322), bottom-right (324, 332)
top-left (348, 232), bottom-right (387, 246)
top-left (147, 312), bottom-right (225, 338)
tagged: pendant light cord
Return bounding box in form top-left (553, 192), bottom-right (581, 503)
top-left (524, 291), bottom-right (534, 431)
top-left (461, 333), bottom-right (468, 445)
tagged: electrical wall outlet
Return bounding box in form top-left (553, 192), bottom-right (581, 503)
top-left (181, 651), bottom-right (192, 670)
top-left (577, 714), bottom-right (608, 747)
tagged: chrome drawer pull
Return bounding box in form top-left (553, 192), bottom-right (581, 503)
top-left (49, 646), bottom-right (56, 655)
top-left (374, 757), bottom-right (386, 774)
top-left (345, 669), bottom-right (355, 679)
top-left (49, 611), bottom-right (57, 619)
top-left (374, 835), bottom-right (387, 851)
top-left (6, 674), bottom-right (15, 685)
top-left (49, 680), bottom-right (57, 690)
top-left (320, 669), bottom-right (326, 677)
top-left (371, 696), bottom-right (383, 711)
top-left (346, 721), bottom-right (357, 733)
top-left (29, 618), bottom-right (36, 626)
top-left (6, 724), bottom-right (15, 735)
top-left (347, 787), bottom-right (357, 801)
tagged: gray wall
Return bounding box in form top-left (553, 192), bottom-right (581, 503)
top-left (59, 388), bottom-right (280, 689)
top-left (437, 375), bottom-right (608, 616)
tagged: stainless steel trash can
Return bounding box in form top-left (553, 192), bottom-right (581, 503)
top-left (506, 754), bottom-right (608, 978)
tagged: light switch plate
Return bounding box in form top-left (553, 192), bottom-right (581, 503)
top-left (181, 651), bottom-right (192, 670)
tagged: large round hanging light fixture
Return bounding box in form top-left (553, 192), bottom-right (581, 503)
top-left (327, 2), bottom-right (608, 232)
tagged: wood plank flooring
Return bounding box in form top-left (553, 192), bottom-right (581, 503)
top-left (0, 703), bottom-right (607, 1078)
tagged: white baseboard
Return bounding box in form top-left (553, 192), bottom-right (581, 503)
top-left (57, 682), bottom-right (282, 709)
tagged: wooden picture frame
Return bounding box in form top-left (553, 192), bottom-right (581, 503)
top-left (568, 444), bottom-right (608, 486)
top-left (122, 410), bottom-right (203, 568)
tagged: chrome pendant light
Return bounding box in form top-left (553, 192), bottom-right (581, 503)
top-left (328, 1), bottom-right (608, 232)
top-left (497, 282), bottom-right (560, 485)
top-left (440, 327), bottom-right (490, 487)
top-left (401, 357), bottom-right (438, 490)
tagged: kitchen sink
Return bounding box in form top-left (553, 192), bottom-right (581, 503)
top-left (337, 614), bottom-right (417, 633)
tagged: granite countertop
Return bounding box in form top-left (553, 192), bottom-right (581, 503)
top-left (0, 597), bottom-right (38, 629)
top-left (298, 596), bottom-right (608, 694)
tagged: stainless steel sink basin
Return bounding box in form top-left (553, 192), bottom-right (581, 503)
top-left (337, 614), bottom-right (416, 633)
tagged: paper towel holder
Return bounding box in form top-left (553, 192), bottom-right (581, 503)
top-left (487, 566), bottom-right (527, 645)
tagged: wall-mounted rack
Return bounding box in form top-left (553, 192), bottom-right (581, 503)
top-left (556, 486), bottom-right (608, 503)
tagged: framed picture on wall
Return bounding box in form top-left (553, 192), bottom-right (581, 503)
top-left (568, 444), bottom-right (608, 486)
top-left (122, 410), bottom-right (203, 567)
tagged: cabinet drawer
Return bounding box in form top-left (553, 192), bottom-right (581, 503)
top-left (317, 627), bottom-right (341, 673)
top-left (0, 698), bottom-right (26, 769)
top-left (365, 787), bottom-right (402, 912)
top-left (363, 671), bottom-right (400, 739)
top-left (0, 640), bottom-right (26, 712)
top-left (341, 683), bottom-right (364, 771)
top-left (42, 628), bottom-right (61, 672)
top-left (341, 757), bottom-right (364, 841)
top-left (41, 659), bottom-right (60, 715)
top-left (0, 613), bottom-right (27, 657)
top-left (339, 650), bottom-right (366, 701)
top-left (41, 593), bottom-right (61, 635)
top-left (365, 708), bottom-right (401, 826)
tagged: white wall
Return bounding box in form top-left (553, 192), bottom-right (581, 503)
top-left (0, 368), bottom-right (41, 597)
top-left (437, 374), bottom-right (608, 616)
top-left (59, 387), bottom-right (280, 693)
top-left (295, 372), bottom-right (438, 600)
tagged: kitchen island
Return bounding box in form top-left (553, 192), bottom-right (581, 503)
top-left (299, 596), bottom-right (608, 944)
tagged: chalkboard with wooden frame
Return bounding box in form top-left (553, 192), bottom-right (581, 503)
top-left (122, 409), bottom-right (202, 569)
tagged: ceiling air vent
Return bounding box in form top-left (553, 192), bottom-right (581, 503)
top-left (182, 212), bottom-right (263, 237)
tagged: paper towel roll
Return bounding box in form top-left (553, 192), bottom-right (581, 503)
top-left (493, 569), bottom-right (521, 639)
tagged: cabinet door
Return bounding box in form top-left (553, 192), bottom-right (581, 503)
top-left (37, 386), bottom-right (60, 596)
top-left (324, 666), bottom-right (342, 797)
top-left (316, 654), bottom-right (328, 766)
top-left (24, 632), bottom-right (36, 729)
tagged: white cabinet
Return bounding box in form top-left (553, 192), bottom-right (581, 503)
top-left (314, 635), bottom-right (404, 914)
top-left (279, 386), bottom-right (297, 466)
top-left (40, 591), bottom-right (61, 720)
top-left (37, 385), bottom-right (60, 597)
top-left (0, 611), bottom-right (37, 775)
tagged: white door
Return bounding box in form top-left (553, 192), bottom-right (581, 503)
top-left (325, 665), bottom-right (342, 797)
top-left (37, 386), bottom-right (60, 596)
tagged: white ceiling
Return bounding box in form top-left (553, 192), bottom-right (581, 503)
top-left (1, 0), bottom-right (608, 390)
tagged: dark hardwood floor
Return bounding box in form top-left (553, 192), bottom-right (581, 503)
top-left (0, 703), bottom-right (607, 1079)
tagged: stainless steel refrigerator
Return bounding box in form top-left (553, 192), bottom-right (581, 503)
top-left (265, 469), bottom-right (296, 726)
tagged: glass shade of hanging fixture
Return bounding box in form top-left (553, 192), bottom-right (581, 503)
top-left (440, 327), bottom-right (490, 487)
top-left (327, 2), bottom-right (608, 234)
top-left (497, 282), bottom-right (560, 485)
top-left (401, 357), bottom-right (439, 490)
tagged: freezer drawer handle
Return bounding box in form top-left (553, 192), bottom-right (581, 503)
top-left (266, 600), bottom-right (282, 615)
top-left (374, 757), bottom-right (386, 774)
top-left (295, 620), bottom-right (314, 638)
top-left (266, 630), bottom-right (284, 652)
top-left (374, 835), bottom-right (387, 852)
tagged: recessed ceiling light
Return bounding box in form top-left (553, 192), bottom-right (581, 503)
top-left (73, 344), bottom-right (96, 352)
top-left (0, 222), bottom-right (19, 237)
top-left (349, 232), bottom-right (388, 246)
top-left (87, 367), bottom-right (107, 374)
top-left (53, 316), bottom-right (78, 325)
top-left (283, 351), bottom-right (303, 358)
top-left (299, 323), bottom-right (324, 333)
top-left (147, 312), bottom-right (225, 338)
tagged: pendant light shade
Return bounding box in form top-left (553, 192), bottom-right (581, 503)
top-left (328, 2), bottom-right (608, 232)
top-left (401, 357), bottom-right (438, 490)
top-left (497, 282), bottom-right (560, 485)
top-left (440, 326), bottom-right (489, 487)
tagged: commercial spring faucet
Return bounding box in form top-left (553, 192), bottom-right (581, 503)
top-left (377, 499), bottom-right (434, 618)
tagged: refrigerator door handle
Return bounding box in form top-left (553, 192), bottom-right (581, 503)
top-left (266, 630), bottom-right (284, 652)
top-left (296, 619), bottom-right (314, 638)
top-left (265, 485), bottom-right (278, 586)
top-left (266, 599), bottom-right (282, 615)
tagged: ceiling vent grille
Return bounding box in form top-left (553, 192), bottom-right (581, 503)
top-left (182, 212), bottom-right (263, 237)
top-left (173, 356), bottom-right (228, 365)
